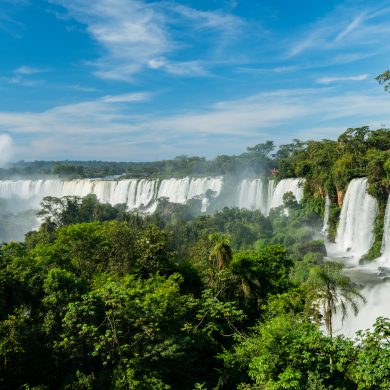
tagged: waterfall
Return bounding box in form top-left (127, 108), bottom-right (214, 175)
top-left (334, 178), bottom-right (378, 261)
top-left (332, 281), bottom-right (390, 337)
top-left (0, 177), bottom-right (225, 241)
top-left (322, 194), bottom-right (331, 234)
top-left (0, 177), bottom-right (223, 213)
top-left (157, 177), bottom-right (223, 211)
top-left (270, 178), bottom-right (304, 209)
top-left (236, 179), bottom-right (274, 215)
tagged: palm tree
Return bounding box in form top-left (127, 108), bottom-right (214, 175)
top-left (306, 261), bottom-right (366, 337)
top-left (207, 233), bottom-right (233, 295)
top-left (208, 233), bottom-right (232, 271)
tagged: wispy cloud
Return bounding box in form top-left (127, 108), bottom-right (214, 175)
top-left (287, 2), bottom-right (390, 61)
top-left (0, 65), bottom-right (47, 87)
top-left (13, 65), bottom-right (46, 75)
top-left (316, 74), bottom-right (369, 84)
top-left (147, 58), bottom-right (208, 76)
top-left (67, 84), bottom-right (98, 92)
top-left (101, 92), bottom-right (151, 103)
top-left (0, 76), bottom-right (44, 87)
top-left (0, 1), bottom-right (27, 38)
top-left (335, 13), bottom-right (365, 41)
top-left (1, 87), bottom-right (390, 160)
top-left (49, 0), bottom-right (244, 81)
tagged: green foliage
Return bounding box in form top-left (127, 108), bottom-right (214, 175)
top-left (57, 274), bottom-right (201, 388)
top-left (376, 70), bottom-right (390, 92)
top-left (37, 194), bottom-right (127, 232)
top-left (305, 262), bottom-right (366, 338)
top-left (231, 246), bottom-right (293, 302)
top-left (275, 127), bottom-right (390, 217)
top-left (364, 202), bottom-right (386, 262)
top-left (0, 140), bottom-right (276, 180)
top-left (352, 317), bottom-right (390, 389)
top-left (2, 123), bottom-right (390, 390)
top-left (221, 314), bottom-right (356, 389)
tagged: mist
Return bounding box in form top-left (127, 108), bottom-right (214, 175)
top-left (0, 134), bottom-right (13, 167)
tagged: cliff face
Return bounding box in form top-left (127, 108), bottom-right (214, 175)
top-left (337, 189), bottom-right (344, 207)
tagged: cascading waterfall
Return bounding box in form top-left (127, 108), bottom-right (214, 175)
top-left (0, 177), bottom-right (223, 213)
top-left (322, 194), bottom-right (331, 234)
top-left (157, 177), bottom-right (223, 212)
top-left (1, 176), bottom-right (308, 218)
top-left (333, 178), bottom-right (378, 261)
top-left (0, 177), bottom-right (224, 241)
top-left (236, 179), bottom-right (274, 215)
top-left (269, 178), bottom-right (304, 209)
top-left (323, 179), bottom-right (389, 338)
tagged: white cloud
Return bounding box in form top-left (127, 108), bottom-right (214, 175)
top-left (287, 2), bottom-right (390, 60)
top-left (1, 88), bottom-right (390, 160)
top-left (101, 92), bottom-right (151, 103)
top-left (147, 57), bottom-right (208, 76)
top-left (67, 84), bottom-right (98, 92)
top-left (49, 0), bottom-right (243, 81)
top-left (335, 13), bottom-right (365, 42)
top-left (316, 74), bottom-right (369, 84)
top-left (13, 65), bottom-right (46, 75)
top-left (1, 76), bottom-right (44, 86)
top-left (0, 65), bottom-right (47, 87)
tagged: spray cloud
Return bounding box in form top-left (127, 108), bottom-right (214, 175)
top-left (0, 134), bottom-right (13, 167)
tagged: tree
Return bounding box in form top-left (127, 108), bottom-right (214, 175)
top-left (221, 314), bottom-right (356, 389)
top-left (57, 274), bottom-right (207, 389)
top-left (305, 262), bottom-right (366, 337)
top-left (352, 317), bottom-right (390, 389)
top-left (376, 70), bottom-right (390, 92)
top-left (231, 245), bottom-right (292, 303)
top-left (208, 233), bottom-right (232, 272)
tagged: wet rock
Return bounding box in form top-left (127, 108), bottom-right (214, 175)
top-left (377, 267), bottom-right (390, 277)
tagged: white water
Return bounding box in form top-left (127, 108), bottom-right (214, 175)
top-left (157, 177), bottom-right (223, 212)
top-left (0, 177), bottom-right (306, 218)
top-left (0, 176), bottom-right (307, 241)
top-left (324, 179), bottom-right (389, 337)
top-left (236, 179), bottom-right (274, 215)
top-left (322, 194), bottom-right (331, 234)
top-left (1, 175), bottom-right (388, 336)
top-left (332, 272), bottom-right (390, 338)
top-left (0, 177), bottom-right (224, 213)
top-left (235, 178), bottom-right (304, 216)
top-left (331, 178), bottom-right (378, 262)
top-left (270, 178), bottom-right (304, 209)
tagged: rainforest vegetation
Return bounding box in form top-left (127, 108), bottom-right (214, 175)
top-left (0, 190), bottom-right (389, 389)
top-left (0, 73), bottom-right (390, 389)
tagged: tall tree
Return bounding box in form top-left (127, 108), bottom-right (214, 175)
top-left (305, 262), bottom-right (366, 337)
top-left (208, 233), bottom-right (232, 272)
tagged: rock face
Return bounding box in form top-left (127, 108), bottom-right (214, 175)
top-left (337, 189), bottom-right (344, 207)
top-left (378, 267), bottom-right (390, 277)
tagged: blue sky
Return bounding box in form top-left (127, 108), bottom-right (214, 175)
top-left (1, 0), bottom-right (390, 162)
